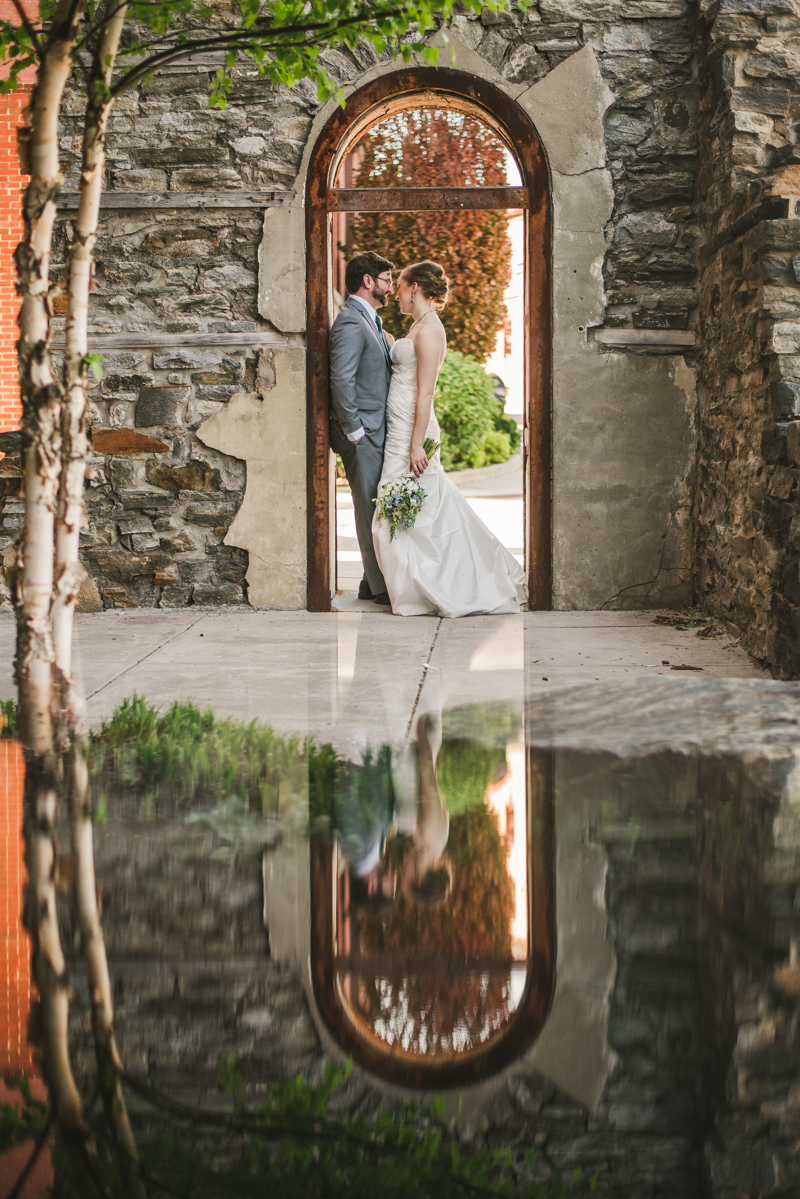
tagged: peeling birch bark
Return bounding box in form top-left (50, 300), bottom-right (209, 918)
top-left (68, 739), bottom-right (146, 1198)
top-left (14, 0), bottom-right (98, 1183)
top-left (55, 5), bottom-right (127, 712)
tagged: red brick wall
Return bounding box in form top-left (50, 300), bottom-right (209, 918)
top-left (0, 86), bottom-right (29, 435)
top-left (0, 0), bottom-right (36, 434)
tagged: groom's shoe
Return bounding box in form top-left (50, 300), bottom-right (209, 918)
top-left (357, 580), bottom-right (373, 601)
top-left (373, 591), bottom-right (391, 606)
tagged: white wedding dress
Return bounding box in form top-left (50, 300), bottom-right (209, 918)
top-left (372, 337), bottom-right (527, 618)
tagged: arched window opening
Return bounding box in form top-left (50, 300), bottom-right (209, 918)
top-left (310, 708), bottom-right (555, 1087)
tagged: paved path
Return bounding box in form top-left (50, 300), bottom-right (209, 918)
top-left (0, 608), bottom-right (765, 756)
top-left (336, 455), bottom-right (525, 590)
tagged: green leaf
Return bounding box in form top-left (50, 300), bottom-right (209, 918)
top-left (82, 353), bottom-right (108, 380)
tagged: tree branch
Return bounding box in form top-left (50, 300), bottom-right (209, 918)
top-left (109, 7), bottom-right (406, 95)
top-left (8, 0), bottom-right (43, 58)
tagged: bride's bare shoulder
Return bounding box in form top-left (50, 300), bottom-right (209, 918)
top-left (412, 314), bottom-right (446, 356)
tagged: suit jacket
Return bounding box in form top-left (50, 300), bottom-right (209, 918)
top-left (329, 297), bottom-right (392, 443)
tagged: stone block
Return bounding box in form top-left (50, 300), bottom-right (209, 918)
top-left (183, 500), bottom-right (239, 526)
top-left (192, 582), bottom-right (245, 605)
top-left (108, 459), bottom-right (135, 491)
top-left (502, 44), bottom-right (546, 84)
top-left (730, 86), bottom-right (792, 117)
top-left (110, 168), bottom-right (168, 190)
top-left (159, 584), bottom-right (192, 607)
top-left (86, 547), bottom-right (172, 580)
top-left (720, 0), bottom-right (795, 12)
top-left (136, 386), bottom-right (190, 428)
top-left (0, 456), bottom-right (22, 478)
top-left (782, 559), bottom-right (800, 605)
top-left (770, 378), bottom-right (800, 419)
top-left (159, 529), bottom-right (195, 553)
top-left (769, 466), bottom-right (797, 500)
top-left (92, 428), bottom-right (169, 456)
top-left (0, 430), bottom-right (22, 455)
top-left (130, 533), bottom-right (161, 551)
top-left (170, 167), bottom-right (243, 190)
top-left (132, 144), bottom-right (230, 167)
top-left (787, 422), bottom-right (800, 464)
top-left (145, 460), bottom-right (222, 492)
top-left (628, 174), bottom-right (695, 208)
top-left (116, 515), bottom-right (156, 535)
top-left (762, 423), bottom-right (789, 464)
top-left (152, 350), bottom-right (222, 370)
top-left (116, 489), bottom-right (175, 511)
top-left (75, 573), bottom-right (103, 613)
top-left (177, 559), bottom-right (214, 584)
top-left (102, 373), bottom-right (153, 394)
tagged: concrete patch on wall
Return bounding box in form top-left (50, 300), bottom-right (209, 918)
top-left (258, 206), bottom-right (306, 333)
top-left (552, 350), bottom-right (696, 610)
top-left (197, 348), bottom-right (307, 607)
top-left (517, 46), bottom-right (696, 610)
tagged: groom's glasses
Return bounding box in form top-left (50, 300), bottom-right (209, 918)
top-left (375, 273), bottom-right (393, 287)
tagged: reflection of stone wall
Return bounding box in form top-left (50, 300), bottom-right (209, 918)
top-left (65, 737), bottom-right (799, 1195)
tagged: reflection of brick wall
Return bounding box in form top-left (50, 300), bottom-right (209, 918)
top-left (0, 737), bottom-right (30, 1074)
top-left (0, 739), bottom-right (53, 1198)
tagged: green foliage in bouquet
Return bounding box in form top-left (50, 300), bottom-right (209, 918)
top-left (434, 351), bottom-right (521, 471)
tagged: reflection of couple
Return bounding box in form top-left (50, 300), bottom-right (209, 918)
top-left (329, 251), bottom-right (527, 617)
top-left (335, 714), bottom-right (452, 911)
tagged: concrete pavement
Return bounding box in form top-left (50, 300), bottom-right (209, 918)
top-left (0, 608), bottom-right (765, 757)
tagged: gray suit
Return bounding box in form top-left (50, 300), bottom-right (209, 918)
top-left (329, 297), bottom-right (392, 595)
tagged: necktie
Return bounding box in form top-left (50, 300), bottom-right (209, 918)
top-left (375, 313), bottom-right (391, 358)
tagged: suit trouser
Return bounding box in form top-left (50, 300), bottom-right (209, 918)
top-left (331, 425), bottom-right (386, 595)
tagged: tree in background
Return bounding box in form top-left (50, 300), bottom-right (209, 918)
top-left (351, 108), bottom-right (513, 361)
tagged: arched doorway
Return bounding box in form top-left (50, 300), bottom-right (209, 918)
top-left (310, 725), bottom-right (555, 1089)
top-left (305, 68), bottom-right (552, 612)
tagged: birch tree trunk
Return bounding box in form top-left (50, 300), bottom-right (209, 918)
top-left (55, 4), bottom-right (127, 711)
top-left (14, 0), bottom-right (99, 1180)
top-left (56, 12), bottom-right (146, 1193)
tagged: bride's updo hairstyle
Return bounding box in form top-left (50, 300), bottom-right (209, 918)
top-left (402, 260), bottom-right (450, 309)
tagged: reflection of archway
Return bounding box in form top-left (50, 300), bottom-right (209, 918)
top-left (309, 743), bottom-right (555, 1089)
top-left (305, 69), bottom-right (552, 612)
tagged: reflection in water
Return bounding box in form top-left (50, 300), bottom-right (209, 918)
top-left (331, 708), bottom-right (528, 1060)
top-left (3, 680), bottom-right (800, 1196)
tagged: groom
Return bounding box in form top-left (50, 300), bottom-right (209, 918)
top-left (329, 250), bottom-right (394, 604)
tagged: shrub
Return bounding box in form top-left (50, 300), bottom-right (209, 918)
top-left (433, 350), bottom-right (520, 471)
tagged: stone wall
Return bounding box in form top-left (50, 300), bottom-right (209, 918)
top-left (694, 1), bottom-right (800, 677)
top-left (0, 1), bottom-right (710, 613)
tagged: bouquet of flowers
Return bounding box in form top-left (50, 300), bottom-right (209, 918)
top-left (374, 475), bottom-right (426, 541)
top-left (373, 439), bottom-right (442, 541)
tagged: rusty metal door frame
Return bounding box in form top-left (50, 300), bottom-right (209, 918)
top-left (305, 68), bottom-right (552, 611)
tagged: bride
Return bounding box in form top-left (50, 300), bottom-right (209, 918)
top-left (372, 260), bottom-right (527, 618)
